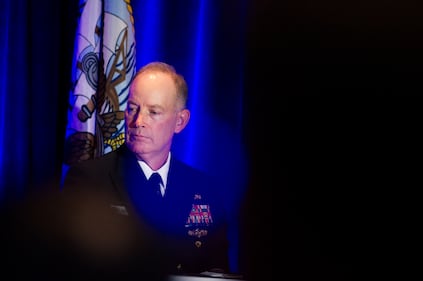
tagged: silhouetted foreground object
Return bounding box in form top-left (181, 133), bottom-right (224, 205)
top-left (1, 189), bottom-right (167, 280)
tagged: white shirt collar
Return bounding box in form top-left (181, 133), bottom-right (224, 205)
top-left (137, 152), bottom-right (171, 188)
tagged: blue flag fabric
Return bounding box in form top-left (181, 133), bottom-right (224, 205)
top-left (63, 0), bottom-right (136, 171)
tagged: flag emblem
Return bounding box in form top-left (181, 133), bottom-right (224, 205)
top-left (63, 0), bottom-right (136, 167)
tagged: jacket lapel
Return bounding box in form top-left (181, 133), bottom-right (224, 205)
top-left (109, 145), bottom-right (146, 217)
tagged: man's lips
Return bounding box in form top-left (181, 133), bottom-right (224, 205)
top-left (129, 133), bottom-right (148, 140)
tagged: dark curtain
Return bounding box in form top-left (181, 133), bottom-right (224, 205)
top-left (0, 0), bottom-right (77, 201)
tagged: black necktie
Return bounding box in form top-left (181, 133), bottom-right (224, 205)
top-left (149, 172), bottom-right (163, 197)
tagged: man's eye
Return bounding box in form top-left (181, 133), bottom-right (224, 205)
top-left (127, 106), bottom-right (137, 113)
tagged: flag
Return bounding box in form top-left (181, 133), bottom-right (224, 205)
top-left (62, 0), bottom-right (136, 175)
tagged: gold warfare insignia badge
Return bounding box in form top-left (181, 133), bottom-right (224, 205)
top-left (188, 228), bottom-right (208, 238)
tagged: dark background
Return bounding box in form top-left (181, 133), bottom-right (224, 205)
top-left (2, 0), bottom-right (423, 280)
top-left (244, 0), bottom-right (421, 280)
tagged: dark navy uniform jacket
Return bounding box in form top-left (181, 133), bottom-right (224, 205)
top-left (62, 144), bottom-right (230, 277)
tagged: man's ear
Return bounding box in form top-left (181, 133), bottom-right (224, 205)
top-left (175, 109), bottom-right (190, 133)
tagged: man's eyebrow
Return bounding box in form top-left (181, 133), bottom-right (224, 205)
top-left (148, 104), bottom-right (164, 110)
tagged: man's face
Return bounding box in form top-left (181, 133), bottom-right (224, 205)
top-left (125, 71), bottom-right (184, 162)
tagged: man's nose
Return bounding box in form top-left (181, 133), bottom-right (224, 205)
top-left (134, 111), bottom-right (145, 128)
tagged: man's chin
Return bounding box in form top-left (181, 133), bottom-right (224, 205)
top-left (127, 142), bottom-right (148, 155)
